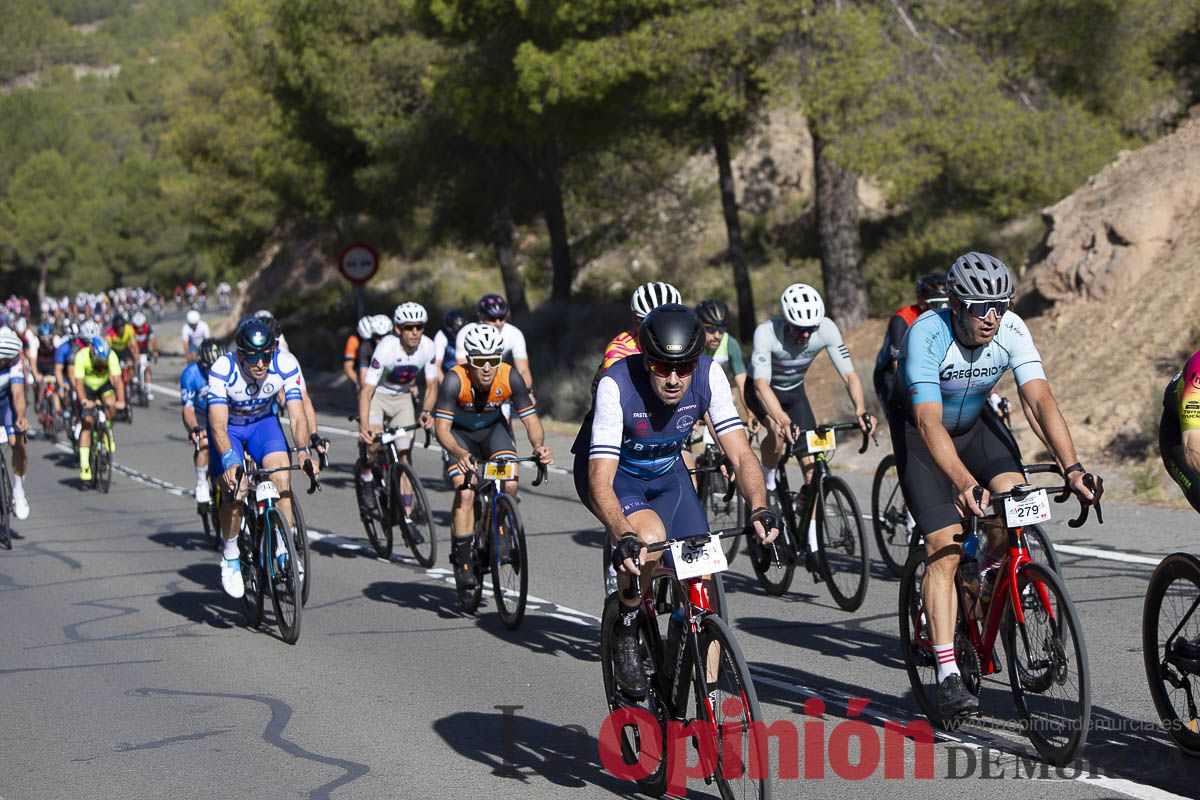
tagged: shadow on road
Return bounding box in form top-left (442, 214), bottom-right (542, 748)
top-left (363, 579), bottom-right (468, 621)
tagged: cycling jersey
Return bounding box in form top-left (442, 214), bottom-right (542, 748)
top-left (434, 364), bottom-right (534, 432)
top-left (180, 362), bottom-right (210, 416)
top-left (55, 339), bottom-right (83, 367)
top-left (432, 329), bottom-right (457, 369)
top-left (873, 304), bottom-right (924, 407)
top-left (206, 351), bottom-right (304, 422)
top-left (1160, 349), bottom-right (1200, 512)
top-left (107, 324), bottom-right (136, 354)
top-left (601, 331), bottom-right (639, 372)
top-left (343, 334), bottom-right (360, 364)
top-left (897, 308), bottom-right (1045, 435)
top-left (587, 355), bottom-right (741, 480)
top-left (133, 324), bottom-right (154, 350)
top-left (751, 317), bottom-right (854, 392)
top-left (0, 358), bottom-right (25, 401)
top-left (35, 339), bottom-right (57, 375)
top-left (710, 332), bottom-right (746, 376)
top-left (73, 347), bottom-right (121, 391)
top-left (181, 320), bottom-right (211, 354)
top-left (364, 334), bottom-right (437, 397)
top-left (453, 323), bottom-right (528, 364)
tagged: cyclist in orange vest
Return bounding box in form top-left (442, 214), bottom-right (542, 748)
top-left (873, 273), bottom-right (949, 410)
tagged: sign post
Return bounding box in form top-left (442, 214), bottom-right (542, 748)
top-left (339, 242), bottom-right (379, 321)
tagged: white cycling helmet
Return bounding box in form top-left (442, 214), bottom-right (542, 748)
top-left (370, 315), bottom-right (392, 337)
top-left (393, 302), bottom-right (428, 326)
top-left (780, 283), bottom-right (824, 327)
top-left (356, 316), bottom-right (373, 339)
top-left (461, 323), bottom-right (504, 357)
top-left (631, 281), bottom-right (681, 320)
top-left (186, 309), bottom-right (201, 326)
top-left (0, 330), bottom-right (21, 360)
top-left (131, 311), bottom-right (146, 327)
top-left (80, 320), bottom-right (102, 339)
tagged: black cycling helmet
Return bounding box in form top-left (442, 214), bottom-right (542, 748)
top-left (916, 273), bottom-right (949, 302)
top-left (477, 293), bottom-right (508, 320)
top-left (639, 304), bottom-right (705, 364)
top-left (695, 299), bottom-right (729, 327)
top-left (234, 318), bottom-right (275, 356)
top-left (443, 309), bottom-right (468, 335)
top-left (111, 313), bottom-right (125, 329)
top-left (197, 338), bottom-right (224, 370)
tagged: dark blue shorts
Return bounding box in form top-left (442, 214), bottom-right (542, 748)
top-left (209, 415), bottom-right (289, 477)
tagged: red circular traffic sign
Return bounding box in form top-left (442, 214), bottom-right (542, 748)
top-left (338, 242), bottom-right (379, 285)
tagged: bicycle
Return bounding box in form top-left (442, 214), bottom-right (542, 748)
top-left (35, 380), bottom-right (60, 443)
top-left (234, 462), bottom-right (319, 644)
top-left (1142, 551), bottom-right (1200, 755)
top-left (600, 527), bottom-right (773, 798)
top-left (192, 437), bottom-right (223, 551)
top-left (692, 435), bottom-right (745, 564)
top-left (353, 419), bottom-right (438, 567)
top-left (85, 407), bottom-right (115, 493)
top-left (286, 446), bottom-right (314, 606)
top-left (456, 455), bottom-right (547, 629)
top-left (0, 434), bottom-right (21, 550)
top-left (898, 472), bottom-right (1100, 765)
top-left (745, 419), bottom-right (872, 610)
top-left (129, 359), bottom-right (150, 408)
top-left (873, 457), bottom-right (1064, 579)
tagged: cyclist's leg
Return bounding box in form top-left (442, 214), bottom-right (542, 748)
top-left (744, 379), bottom-right (784, 486)
top-left (193, 414), bottom-right (210, 502)
top-left (1160, 408), bottom-right (1200, 512)
top-left (100, 387), bottom-right (117, 445)
top-left (211, 426), bottom-right (249, 543)
top-left (378, 392), bottom-right (415, 509)
top-left (446, 427), bottom-right (486, 584)
top-left (246, 418), bottom-right (293, 525)
top-left (966, 412), bottom-right (1027, 561)
top-left (482, 422), bottom-right (519, 499)
top-left (781, 386), bottom-right (818, 486)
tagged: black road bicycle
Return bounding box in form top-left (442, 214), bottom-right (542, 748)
top-left (353, 420), bottom-right (438, 566)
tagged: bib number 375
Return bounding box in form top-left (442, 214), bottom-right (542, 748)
top-left (670, 534), bottom-right (729, 580)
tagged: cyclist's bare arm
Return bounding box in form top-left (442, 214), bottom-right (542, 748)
top-left (1017, 378), bottom-right (1096, 501)
top-left (840, 371), bottom-right (873, 431)
top-left (914, 401), bottom-right (986, 517)
top-left (716, 428), bottom-right (769, 513)
top-left (587, 457), bottom-right (634, 546)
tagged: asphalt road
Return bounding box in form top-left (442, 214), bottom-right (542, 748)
top-left (2, 321), bottom-right (1198, 800)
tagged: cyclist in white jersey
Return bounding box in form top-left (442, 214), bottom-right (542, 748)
top-left (747, 283), bottom-right (874, 492)
top-left (358, 303), bottom-right (439, 516)
top-left (181, 310), bottom-right (210, 362)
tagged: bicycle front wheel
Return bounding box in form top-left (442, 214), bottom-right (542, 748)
top-left (491, 495), bottom-right (529, 629)
top-left (697, 614), bottom-right (773, 799)
top-left (354, 459), bottom-right (392, 559)
top-left (871, 453), bottom-right (913, 578)
top-left (396, 462), bottom-right (437, 568)
top-left (266, 507), bottom-right (302, 644)
top-left (1142, 553), bottom-right (1200, 756)
top-left (0, 453), bottom-right (11, 549)
top-left (816, 476), bottom-right (869, 611)
top-left (1022, 524), bottom-right (1062, 575)
top-left (238, 519), bottom-right (265, 628)
top-left (1003, 561), bottom-right (1090, 765)
top-left (289, 494), bottom-right (311, 606)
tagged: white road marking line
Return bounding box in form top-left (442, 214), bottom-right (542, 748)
top-left (1053, 544), bottom-right (1162, 566)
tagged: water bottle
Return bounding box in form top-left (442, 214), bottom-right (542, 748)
top-left (959, 530), bottom-right (982, 619)
top-left (664, 607), bottom-right (685, 674)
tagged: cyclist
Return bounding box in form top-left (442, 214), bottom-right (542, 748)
top-left (207, 319), bottom-right (318, 599)
top-left (106, 313), bottom-right (140, 400)
top-left (433, 309), bottom-right (467, 379)
top-left (594, 282), bottom-right (681, 389)
top-left (181, 339), bottom-right (224, 504)
top-left (435, 323), bottom-right (552, 592)
top-left (344, 316), bottom-right (373, 392)
top-left (748, 283), bottom-right (874, 496)
top-left (453, 294), bottom-right (533, 392)
top-left (131, 311), bottom-right (158, 401)
top-left (872, 273), bottom-right (949, 410)
top-left (72, 335), bottom-right (125, 482)
top-left (1160, 348), bottom-right (1200, 513)
top-left (0, 331), bottom-right (31, 519)
top-left (181, 310), bottom-right (210, 362)
top-left (358, 303), bottom-right (439, 515)
top-left (30, 322), bottom-right (62, 421)
top-left (890, 251), bottom-right (1101, 720)
top-left (576, 304), bottom-right (779, 697)
top-left (695, 298), bottom-right (751, 424)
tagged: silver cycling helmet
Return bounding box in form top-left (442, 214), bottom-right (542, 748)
top-left (946, 252), bottom-right (1014, 301)
top-left (356, 316), bottom-right (373, 339)
top-left (80, 320), bottom-right (102, 340)
top-left (370, 315), bottom-right (392, 337)
top-left (461, 323), bottom-right (504, 356)
top-left (393, 302), bottom-right (428, 326)
top-left (630, 282), bottom-right (681, 320)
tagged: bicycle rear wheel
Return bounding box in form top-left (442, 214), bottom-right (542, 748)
top-left (600, 593), bottom-right (669, 797)
top-left (697, 614), bottom-right (772, 799)
top-left (266, 507), bottom-right (302, 644)
top-left (872, 453), bottom-right (914, 578)
top-left (396, 462), bottom-right (437, 568)
top-left (289, 494), bottom-right (311, 606)
top-left (1143, 553), bottom-right (1200, 756)
top-left (238, 519), bottom-right (265, 628)
top-left (491, 494), bottom-right (528, 629)
top-left (816, 476), bottom-right (869, 611)
top-left (354, 459), bottom-right (392, 559)
top-left (1002, 561), bottom-right (1090, 765)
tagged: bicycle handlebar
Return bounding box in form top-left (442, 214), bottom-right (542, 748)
top-left (349, 414), bottom-right (432, 449)
top-left (783, 415), bottom-right (876, 460)
top-left (952, 470), bottom-right (1103, 541)
top-left (234, 462), bottom-right (321, 495)
top-left (460, 455), bottom-right (548, 490)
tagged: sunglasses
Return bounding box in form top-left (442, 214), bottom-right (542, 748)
top-left (468, 355), bottom-right (502, 368)
top-left (925, 297), bottom-right (950, 310)
top-left (482, 315), bottom-right (507, 324)
top-left (703, 325), bottom-right (726, 335)
top-left (960, 298), bottom-right (1009, 319)
top-left (400, 324), bottom-right (425, 332)
top-left (647, 359), bottom-right (699, 379)
top-left (788, 324), bottom-right (818, 337)
top-left (239, 350), bottom-right (273, 365)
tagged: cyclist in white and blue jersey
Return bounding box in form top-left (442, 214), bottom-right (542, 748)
top-left (575, 304), bottom-right (779, 698)
top-left (207, 319), bottom-right (318, 599)
top-left (180, 338), bottom-right (223, 505)
top-left (890, 251), bottom-right (1102, 720)
top-left (0, 331), bottom-right (30, 520)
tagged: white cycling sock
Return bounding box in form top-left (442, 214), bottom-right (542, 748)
top-left (360, 469), bottom-right (373, 483)
top-left (195, 466), bottom-right (207, 485)
top-left (222, 539), bottom-right (238, 560)
top-left (934, 642), bottom-right (960, 681)
top-left (765, 468), bottom-right (777, 491)
top-left (807, 517), bottom-right (818, 553)
top-left (12, 474), bottom-right (23, 494)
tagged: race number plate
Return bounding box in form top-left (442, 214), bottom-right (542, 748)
top-left (670, 534), bottom-right (729, 580)
top-left (485, 461), bottom-right (516, 481)
top-left (1003, 488), bottom-right (1051, 527)
top-left (806, 429), bottom-right (836, 455)
top-left (256, 480), bottom-right (281, 502)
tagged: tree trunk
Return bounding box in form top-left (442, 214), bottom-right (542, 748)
top-left (713, 120), bottom-right (756, 343)
top-left (37, 262), bottom-right (47, 306)
top-left (813, 132), bottom-right (868, 329)
top-left (491, 203), bottom-right (528, 316)
top-left (537, 141), bottom-right (574, 304)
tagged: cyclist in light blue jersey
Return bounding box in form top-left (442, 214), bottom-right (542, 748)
top-left (180, 338), bottom-right (223, 504)
top-left (889, 251), bottom-right (1102, 720)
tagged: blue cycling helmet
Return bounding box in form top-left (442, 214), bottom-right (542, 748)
top-left (90, 337), bottom-right (110, 359)
top-left (37, 322), bottom-right (54, 338)
top-left (234, 318), bottom-right (275, 356)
